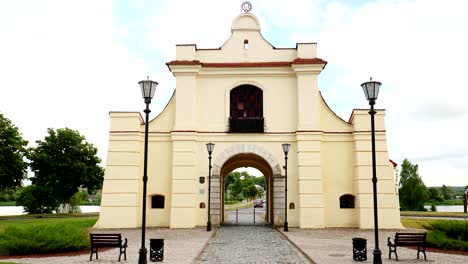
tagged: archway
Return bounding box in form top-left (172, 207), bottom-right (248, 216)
top-left (210, 144), bottom-right (284, 227)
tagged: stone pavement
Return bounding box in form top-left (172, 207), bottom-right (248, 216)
top-left (280, 228), bottom-right (468, 264)
top-left (194, 225), bottom-right (311, 264)
top-left (2, 226), bottom-right (468, 263)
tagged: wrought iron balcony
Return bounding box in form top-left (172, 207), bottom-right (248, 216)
top-left (228, 117), bottom-right (264, 133)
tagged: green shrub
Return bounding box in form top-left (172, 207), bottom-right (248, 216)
top-left (16, 185), bottom-right (59, 214)
top-left (0, 222), bottom-right (90, 255)
top-left (426, 220), bottom-right (468, 251)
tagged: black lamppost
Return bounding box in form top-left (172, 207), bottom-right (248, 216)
top-left (206, 142), bottom-right (215, 231)
top-left (361, 78), bottom-right (382, 264)
top-left (138, 77), bottom-right (158, 264)
top-left (282, 143), bottom-right (291, 232)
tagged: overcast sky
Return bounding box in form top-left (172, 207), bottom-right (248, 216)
top-left (1, 0), bottom-right (467, 187)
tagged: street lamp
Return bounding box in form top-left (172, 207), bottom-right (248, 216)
top-left (138, 77), bottom-right (158, 264)
top-left (282, 143), bottom-right (291, 232)
top-left (361, 78), bottom-right (382, 264)
top-left (206, 142), bottom-right (215, 231)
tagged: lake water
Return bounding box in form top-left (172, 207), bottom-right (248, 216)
top-left (424, 205), bottom-right (465, 212)
top-left (0, 206), bottom-right (100, 216)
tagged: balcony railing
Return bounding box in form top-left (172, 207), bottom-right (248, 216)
top-left (228, 117), bottom-right (264, 133)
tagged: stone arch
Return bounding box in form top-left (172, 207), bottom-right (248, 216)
top-left (212, 144), bottom-right (282, 176)
top-left (210, 144), bottom-right (285, 227)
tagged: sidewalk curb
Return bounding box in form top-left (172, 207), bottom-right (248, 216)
top-left (275, 227), bottom-right (317, 264)
top-left (192, 227), bottom-right (218, 264)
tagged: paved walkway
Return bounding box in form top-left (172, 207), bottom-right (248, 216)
top-left (194, 225), bottom-right (311, 264)
top-left (3, 226), bottom-right (468, 263)
top-left (280, 228), bottom-right (468, 264)
top-left (224, 207), bottom-right (266, 225)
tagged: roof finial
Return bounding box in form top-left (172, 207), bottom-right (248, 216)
top-left (241, 1), bottom-right (252, 13)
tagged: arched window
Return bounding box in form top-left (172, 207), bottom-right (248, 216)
top-left (151, 195), bottom-right (165, 209)
top-left (339, 194), bottom-right (355, 209)
top-left (229, 85), bottom-right (264, 133)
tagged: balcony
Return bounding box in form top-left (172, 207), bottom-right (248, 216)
top-left (228, 117), bottom-right (264, 133)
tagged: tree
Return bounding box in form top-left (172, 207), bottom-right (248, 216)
top-left (0, 114), bottom-right (28, 191)
top-left (28, 128), bottom-right (104, 205)
top-left (441, 185), bottom-right (454, 200)
top-left (427, 187), bottom-right (443, 202)
top-left (398, 159), bottom-right (429, 211)
top-left (16, 185), bottom-right (59, 214)
top-left (224, 171), bottom-right (261, 201)
top-left (253, 176), bottom-right (266, 189)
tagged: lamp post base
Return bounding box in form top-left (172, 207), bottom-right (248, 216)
top-left (207, 221), bottom-right (212, 232)
top-left (284, 222), bottom-right (288, 232)
top-left (138, 248), bottom-right (147, 264)
top-left (372, 248), bottom-right (382, 264)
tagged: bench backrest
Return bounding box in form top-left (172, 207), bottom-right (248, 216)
top-left (395, 232), bottom-right (426, 246)
top-left (90, 233), bottom-right (122, 247)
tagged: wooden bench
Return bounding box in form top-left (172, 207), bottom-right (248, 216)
top-left (90, 233), bottom-right (128, 261)
top-left (387, 232), bottom-right (427, 261)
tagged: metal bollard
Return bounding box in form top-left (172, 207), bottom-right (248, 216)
top-left (236, 208), bottom-right (238, 223)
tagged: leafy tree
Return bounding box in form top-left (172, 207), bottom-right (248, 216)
top-left (16, 185), bottom-right (59, 214)
top-left (398, 159), bottom-right (429, 211)
top-left (28, 128), bottom-right (104, 205)
top-left (0, 114), bottom-right (28, 191)
top-left (428, 187), bottom-right (443, 202)
top-left (253, 176), bottom-right (266, 189)
top-left (441, 185), bottom-right (454, 200)
top-left (224, 171), bottom-right (262, 201)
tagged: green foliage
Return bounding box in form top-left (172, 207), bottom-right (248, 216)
top-left (426, 199), bottom-right (464, 206)
top-left (427, 187), bottom-right (441, 201)
top-left (224, 171), bottom-right (263, 202)
top-left (0, 222), bottom-right (91, 255)
top-left (28, 128), bottom-right (104, 205)
top-left (430, 204), bottom-right (437, 212)
top-left (441, 185), bottom-right (454, 200)
top-left (253, 176), bottom-right (266, 189)
top-left (425, 221), bottom-right (468, 251)
top-left (0, 114), bottom-right (28, 191)
top-left (0, 188), bottom-right (18, 202)
top-left (68, 191), bottom-right (87, 213)
top-left (398, 159), bottom-right (429, 211)
top-left (16, 185), bottom-right (59, 214)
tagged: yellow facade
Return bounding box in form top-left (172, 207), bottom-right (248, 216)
top-left (95, 12), bottom-right (402, 229)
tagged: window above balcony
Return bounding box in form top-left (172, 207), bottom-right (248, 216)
top-left (229, 85), bottom-right (264, 133)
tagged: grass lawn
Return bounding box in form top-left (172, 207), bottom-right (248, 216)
top-left (0, 215), bottom-right (98, 232)
top-left (0, 215), bottom-right (98, 255)
top-left (400, 211), bottom-right (467, 217)
top-left (225, 201), bottom-right (254, 211)
top-left (401, 218), bottom-right (442, 229)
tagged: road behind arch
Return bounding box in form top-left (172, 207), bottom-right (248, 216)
top-left (195, 225), bottom-right (312, 264)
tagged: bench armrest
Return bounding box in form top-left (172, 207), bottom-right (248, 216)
top-left (387, 237), bottom-right (394, 246)
top-left (123, 238), bottom-right (128, 248)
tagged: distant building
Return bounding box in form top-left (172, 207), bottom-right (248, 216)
top-left (96, 8), bottom-right (402, 229)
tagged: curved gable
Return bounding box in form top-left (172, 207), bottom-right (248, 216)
top-left (319, 92), bottom-right (352, 132)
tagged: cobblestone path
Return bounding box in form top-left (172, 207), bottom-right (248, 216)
top-left (195, 225), bottom-right (312, 264)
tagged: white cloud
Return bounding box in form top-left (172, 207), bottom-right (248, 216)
top-left (0, 0), bottom-right (149, 162)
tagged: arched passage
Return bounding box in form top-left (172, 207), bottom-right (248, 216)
top-left (210, 144), bottom-right (284, 227)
